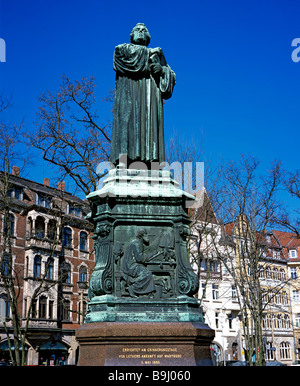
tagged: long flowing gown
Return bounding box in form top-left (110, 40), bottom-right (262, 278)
top-left (110, 43), bottom-right (176, 165)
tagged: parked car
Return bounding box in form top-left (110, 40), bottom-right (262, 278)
top-left (266, 361), bottom-right (287, 366)
top-left (230, 361), bottom-right (249, 366)
top-left (291, 360), bottom-right (300, 366)
top-left (0, 359), bottom-right (11, 366)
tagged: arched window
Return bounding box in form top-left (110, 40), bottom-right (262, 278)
top-left (80, 231), bottom-right (88, 251)
top-left (47, 219), bottom-right (57, 240)
top-left (79, 266), bottom-right (87, 283)
top-left (35, 216), bottom-right (45, 238)
top-left (280, 342), bottom-right (291, 360)
top-left (284, 315), bottom-right (290, 329)
top-left (62, 227), bottom-right (72, 248)
top-left (280, 269), bottom-right (286, 281)
top-left (34, 255), bottom-right (41, 278)
top-left (258, 265), bottom-right (265, 278)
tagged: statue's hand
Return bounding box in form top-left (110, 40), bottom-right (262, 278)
top-left (150, 62), bottom-right (163, 76)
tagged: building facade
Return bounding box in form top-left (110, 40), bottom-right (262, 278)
top-left (0, 167), bottom-right (94, 365)
top-left (190, 190), bottom-right (298, 365)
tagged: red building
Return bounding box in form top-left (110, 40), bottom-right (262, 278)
top-left (0, 167), bottom-right (95, 365)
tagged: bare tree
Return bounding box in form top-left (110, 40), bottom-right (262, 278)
top-left (29, 75), bottom-right (112, 198)
top-left (210, 156), bottom-right (283, 365)
top-left (277, 169), bottom-right (300, 236)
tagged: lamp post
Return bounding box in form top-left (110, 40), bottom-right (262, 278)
top-left (77, 281), bottom-right (87, 324)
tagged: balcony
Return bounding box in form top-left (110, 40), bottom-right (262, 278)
top-left (199, 271), bottom-right (222, 280)
top-left (25, 231), bottom-right (61, 252)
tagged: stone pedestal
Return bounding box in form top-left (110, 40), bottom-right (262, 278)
top-left (76, 168), bottom-right (214, 365)
top-left (76, 322), bottom-right (214, 366)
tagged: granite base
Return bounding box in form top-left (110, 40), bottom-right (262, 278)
top-left (76, 322), bottom-right (214, 366)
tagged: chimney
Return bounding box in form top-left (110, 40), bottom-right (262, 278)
top-left (12, 166), bottom-right (20, 176)
top-left (43, 178), bottom-right (50, 187)
top-left (58, 181), bottom-right (65, 191)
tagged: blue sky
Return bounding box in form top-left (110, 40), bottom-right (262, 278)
top-left (0, 0), bottom-right (300, 195)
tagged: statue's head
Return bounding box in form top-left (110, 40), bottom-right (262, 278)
top-left (136, 228), bottom-right (150, 245)
top-left (130, 23), bottom-right (151, 46)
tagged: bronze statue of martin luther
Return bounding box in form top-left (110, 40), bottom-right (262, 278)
top-left (110, 23), bottom-right (176, 167)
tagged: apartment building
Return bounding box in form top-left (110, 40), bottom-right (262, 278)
top-left (0, 167), bottom-right (94, 365)
top-left (191, 190), bottom-right (297, 365)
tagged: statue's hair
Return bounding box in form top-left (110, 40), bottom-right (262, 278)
top-left (136, 228), bottom-right (147, 239)
top-left (130, 23), bottom-right (151, 46)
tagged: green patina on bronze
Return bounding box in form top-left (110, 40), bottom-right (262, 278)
top-left (110, 23), bottom-right (176, 166)
top-left (84, 24), bottom-right (203, 323)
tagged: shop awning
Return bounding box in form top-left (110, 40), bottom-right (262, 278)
top-left (0, 340), bottom-right (28, 351)
top-left (39, 340), bottom-right (69, 351)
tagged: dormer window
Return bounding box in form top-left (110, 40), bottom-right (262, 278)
top-left (8, 186), bottom-right (23, 200)
top-left (68, 204), bottom-right (81, 217)
top-left (290, 250), bottom-right (297, 258)
top-left (37, 194), bottom-right (52, 208)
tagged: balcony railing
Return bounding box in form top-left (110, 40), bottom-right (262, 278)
top-left (25, 231), bottom-right (61, 251)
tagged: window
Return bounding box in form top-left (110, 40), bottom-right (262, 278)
top-left (8, 186), bottom-right (23, 200)
top-left (273, 268), bottom-right (279, 280)
top-left (39, 296), bottom-right (47, 319)
top-left (69, 204), bottom-right (81, 217)
top-left (62, 227), bottom-right (72, 248)
top-left (291, 267), bottom-right (297, 279)
top-left (47, 219), bottom-right (57, 240)
top-left (0, 294), bottom-right (10, 319)
top-left (80, 231), bottom-right (88, 251)
top-left (37, 194), bottom-right (52, 208)
top-left (62, 299), bottom-right (71, 321)
top-left (201, 282), bottom-right (206, 299)
top-left (3, 213), bottom-right (15, 236)
top-left (215, 312), bottom-right (219, 328)
top-left (35, 216), bottom-right (45, 238)
top-left (280, 342), bottom-right (291, 360)
top-left (1, 254), bottom-right (11, 276)
top-left (293, 290), bottom-right (299, 304)
top-left (273, 250), bottom-right (281, 259)
top-left (280, 269), bottom-right (286, 281)
top-left (231, 286), bottom-right (237, 299)
top-left (33, 256), bottom-right (41, 278)
top-left (228, 313), bottom-right (233, 329)
top-left (79, 266), bottom-right (87, 283)
top-left (31, 299), bottom-right (37, 318)
top-left (266, 341), bottom-right (275, 361)
top-left (45, 258), bottom-right (54, 280)
top-left (212, 284), bottom-right (219, 300)
top-left (61, 262), bottom-right (71, 284)
top-left (49, 300), bottom-right (54, 319)
top-left (290, 250), bottom-right (297, 258)
top-left (284, 315), bottom-right (290, 330)
top-left (295, 314), bottom-right (300, 328)
top-left (258, 265), bottom-right (265, 278)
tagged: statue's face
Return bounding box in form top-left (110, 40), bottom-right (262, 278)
top-left (131, 25), bottom-right (149, 46)
top-left (142, 234), bottom-right (150, 246)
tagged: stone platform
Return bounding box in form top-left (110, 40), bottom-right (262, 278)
top-left (76, 322), bottom-right (214, 366)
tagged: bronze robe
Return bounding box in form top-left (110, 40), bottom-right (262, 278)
top-left (122, 238), bottom-right (155, 296)
top-left (110, 43), bottom-right (176, 165)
